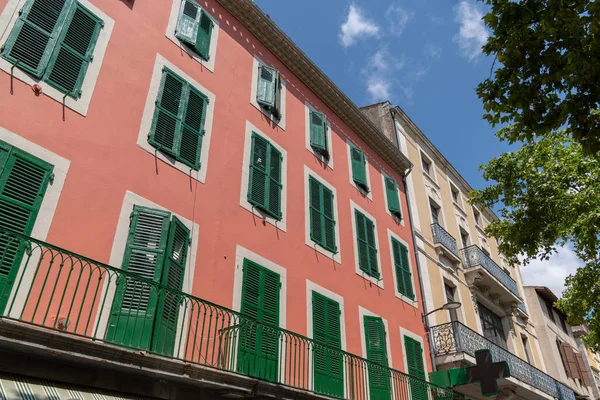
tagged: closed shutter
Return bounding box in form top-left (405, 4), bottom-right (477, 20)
top-left (309, 177), bottom-right (337, 253)
top-left (312, 292), bottom-right (343, 398)
top-left (392, 238), bottom-right (414, 299)
top-left (0, 142), bottom-right (54, 313)
top-left (257, 64), bottom-right (276, 109)
top-left (350, 146), bottom-right (368, 190)
top-left (175, 0), bottom-right (200, 46)
top-left (247, 134), bottom-right (282, 220)
top-left (575, 352), bottom-right (593, 387)
top-left (179, 86), bottom-right (207, 169)
top-left (404, 335), bottom-right (427, 400)
top-left (105, 206), bottom-right (171, 351)
top-left (45, 2), bottom-right (103, 97)
top-left (1, 0), bottom-right (70, 78)
top-left (150, 69), bottom-right (185, 156)
top-left (194, 10), bottom-right (213, 61)
top-left (385, 177), bottom-right (401, 217)
top-left (355, 210), bottom-right (379, 278)
top-left (152, 216), bottom-right (189, 356)
top-left (309, 110), bottom-right (328, 157)
top-left (364, 316), bottom-right (390, 400)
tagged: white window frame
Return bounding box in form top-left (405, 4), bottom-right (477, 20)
top-left (250, 55), bottom-right (287, 130)
top-left (136, 54), bottom-right (216, 183)
top-left (0, 0), bottom-right (114, 116)
top-left (239, 120), bottom-right (288, 231)
top-left (381, 172), bottom-right (404, 225)
top-left (387, 229), bottom-right (417, 307)
top-left (304, 102), bottom-right (334, 168)
top-left (304, 166), bottom-right (341, 263)
top-left (165, 0), bottom-right (220, 73)
top-left (1, 126), bottom-right (70, 318)
top-left (400, 327), bottom-right (429, 379)
top-left (448, 180), bottom-right (463, 210)
top-left (350, 200), bottom-right (382, 288)
top-left (346, 139), bottom-right (372, 200)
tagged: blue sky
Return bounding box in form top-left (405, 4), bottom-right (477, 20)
top-left (254, 0), bottom-right (580, 296)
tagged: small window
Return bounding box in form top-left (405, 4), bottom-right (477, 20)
top-left (309, 176), bottom-right (337, 253)
top-left (309, 110), bottom-right (329, 159)
top-left (430, 200), bottom-right (440, 225)
top-left (256, 63), bottom-right (282, 120)
top-left (175, 0), bottom-right (214, 61)
top-left (384, 177), bottom-right (402, 218)
top-left (350, 145), bottom-right (368, 192)
top-left (421, 154), bottom-right (432, 175)
top-left (473, 208), bottom-right (481, 225)
top-left (355, 210), bottom-right (378, 278)
top-left (247, 133), bottom-right (283, 220)
top-left (1, 0), bottom-right (104, 98)
top-left (460, 230), bottom-right (470, 249)
top-left (451, 186), bottom-right (460, 205)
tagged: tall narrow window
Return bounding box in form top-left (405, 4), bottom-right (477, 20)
top-left (256, 63), bottom-right (282, 120)
top-left (350, 145), bottom-right (368, 191)
top-left (521, 335), bottom-right (532, 364)
top-left (478, 303), bottom-right (507, 349)
top-left (247, 133), bottom-right (283, 220)
top-left (384, 177), bottom-right (402, 218)
top-left (404, 335), bottom-right (426, 400)
top-left (364, 316), bottom-right (390, 400)
top-left (175, 0), bottom-right (214, 61)
top-left (2, 0), bottom-right (104, 98)
top-left (392, 238), bottom-right (414, 299)
top-left (445, 284), bottom-right (458, 322)
top-left (309, 177), bottom-right (336, 253)
top-left (430, 201), bottom-right (440, 225)
top-left (312, 292), bottom-right (343, 398)
top-left (355, 210), bottom-right (378, 278)
top-left (421, 155), bottom-right (431, 175)
top-left (451, 187), bottom-right (460, 204)
top-left (309, 110), bottom-right (329, 158)
top-left (460, 230), bottom-right (470, 249)
top-left (544, 299), bottom-right (556, 323)
top-left (473, 208), bottom-right (481, 225)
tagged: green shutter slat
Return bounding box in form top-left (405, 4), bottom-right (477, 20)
top-left (178, 87), bottom-right (207, 169)
top-left (267, 145), bottom-right (282, 219)
top-left (392, 238), bottom-right (406, 295)
top-left (400, 244), bottom-right (414, 299)
top-left (248, 134), bottom-right (282, 220)
top-left (385, 177), bottom-right (402, 217)
top-left (350, 146), bottom-right (368, 190)
top-left (321, 186), bottom-right (336, 252)
top-left (0, 142), bottom-right (54, 313)
top-left (309, 177), bottom-right (323, 245)
top-left (175, 0), bottom-right (200, 46)
top-left (194, 10), bottom-right (213, 61)
top-left (309, 110), bottom-right (328, 157)
top-left (365, 217), bottom-right (379, 278)
top-left (404, 336), bottom-right (426, 400)
top-left (150, 69), bottom-right (185, 156)
top-left (257, 64), bottom-right (276, 109)
top-left (364, 316), bottom-right (390, 400)
top-left (105, 206), bottom-right (171, 351)
top-left (355, 210), bottom-right (370, 275)
top-left (313, 292), bottom-right (343, 398)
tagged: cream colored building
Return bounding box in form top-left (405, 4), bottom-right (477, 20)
top-left (363, 102), bottom-right (576, 400)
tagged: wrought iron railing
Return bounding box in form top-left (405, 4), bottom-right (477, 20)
top-left (0, 228), bottom-right (460, 400)
top-left (431, 224), bottom-right (460, 259)
top-left (430, 322), bottom-right (575, 400)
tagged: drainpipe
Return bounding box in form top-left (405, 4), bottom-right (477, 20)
top-left (390, 107), bottom-right (437, 373)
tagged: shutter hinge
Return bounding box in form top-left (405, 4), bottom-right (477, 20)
top-left (19, 7), bottom-right (24, 15)
top-left (49, 173), bottom-right (55, 183)
top-left (90, 54), bottom-right (94, 62)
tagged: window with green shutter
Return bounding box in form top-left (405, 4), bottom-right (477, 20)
top-left (237, 259), bottom-right (281, 382)
top-left (105, 206), bottom-right (190, 356)
top-left (404, 335), bottom-right (427, 400)
top-left (391, 238), bottom-right (414, 300)
top-left (247, 133), bottom-right (283, 220)
top-left (0, 140), bottom-right (54, 314)
top-left (309, 177), bottom-right (336, 253)
top-left (256, 63), bottom-right (282, 120)
top-left (309, 110), bottom-right (329, 158)
top-left (175, 0), bottom-right (214, 61)
top-left (312, 292), bottom-right (343, 398)
top-left (364, 316), bottom-right (390, 400)
top-left (355, 210), bottom-right (379, 278)
top-left (384, 177), bottom-right (402, 218)
top-left (149, 67), bottom-right (208, 171)
top-left (1, 0), bottom-right (104, 98)
top-left (350, 144), bottom-right (368, 191)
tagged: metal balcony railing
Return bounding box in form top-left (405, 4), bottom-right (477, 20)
top-left (0, 228), bottom-right (461, 400)
top-left (430, 322), bottom-right (575, 400)
top-left (517, 301), bottom-right (528, 314)
top-left (431, 223), bottom-right (460, 259)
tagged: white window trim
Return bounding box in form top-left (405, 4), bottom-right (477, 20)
top-left (381, 172), bottom-right (404, 225)
top-left (350, 200), bottom-right (383, 288)
top-left (165, 0), bottom-right (220, 73)
top-left (387, 229), bottom-right (417, 307)
top-left (250, 55), bottom-right (287, 130)
top-left (304, 165), bottom-right (341, 263)
top-left (1, 126), bottom-right (70, 319)
top-left (0, 0), bottom-right (114, 116)
top-left (400, 327), bottom-right (429, 379)
top-left (239, 120), bottom-right (288, 231)
top-left (137, 54), bottom-right (216, 183)
top-left (304, 102), bottom-right (333, 168)
top-left (359, 306), bottom-right (393, 370)
top-left (447, 179), bottom-right (463, 210)
top-left (419, 150), bottom-right (437, 185)
top-left (346, 140), bottom-right (372, 200)
top-left (93, 190), bottom-right (200, 358)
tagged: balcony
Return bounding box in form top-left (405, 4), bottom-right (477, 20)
top-left (431, 223), bottom-right (461, 263)
top-left (0, 228), bottom-right (460, 400)
top-left (430, 322), bottom-right (575, 400)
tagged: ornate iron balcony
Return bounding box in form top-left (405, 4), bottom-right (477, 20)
top-left (430, 322), bottom-right (575, 400)
top-left (431, 223), bottom-right (460, 259)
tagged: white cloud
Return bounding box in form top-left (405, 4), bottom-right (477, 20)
top-left (363, 48), bottom-right (405, 103)
top-left (366, 77), bottom-right (392, 102)
top-left (339, 4), bottom-right (380, 47)
top-left (521, 244), bottom-right (582, 298)
top-left (423, 44), bottom-right (442, 60)
top-left (368, 47), bottom-right (405, 72)
top-left (453, 1), bottom-right (489, 62)
top-left (385, 3), bottom-right (414, 36)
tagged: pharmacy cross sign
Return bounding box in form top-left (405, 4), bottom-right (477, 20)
top-left (466, 349), bottom-right (511, 396)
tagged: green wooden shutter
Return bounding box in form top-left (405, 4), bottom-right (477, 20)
top-left (194, 10), bottom-right (213, 61)
top-left (44, 2), bottom-right (103, 97)
top-left (364, 316), bottom-right (390, 400)
top-left (152, 216), bottom-right (189, 356)
top-left (248, 134), bottom-right (282, 220)
top-left (0, 142), bottom-right (54, 313)
top-left (355, 210), bottom-right (378, 278)
top-left (273, 71), bottom-right (282, 120)
top-left (1, 0), bottom-right (71, 78)
top-left (105, 206), bottom-right (171, 351)
top-left (257, 64), bottom-right (276, 109)
top-left (365, 217), bottom-right (379, 278)
top-left (149, 68), bottom-right (186, 156)
top-left (312, 292), bottom-right (343, 398)
top-left (178, 86), bottom-right (207, 170)
top-left (267, 145), bottom-right (282, 219)
top-left (404, 335), bottom-right (427, 400)
top-left (309, 177), bottom-right (337, 253)
top-left (238, 259), bottom-right (280, 382)
top-left (309, 110), bottom-right (328, 157)
top-left (385, 177), bottom-right (401, 217)
top-left (175, 0), bottom-right (200, 46)
top-left (321, 186), bottom-right (336, 252)
top-left (350, 146), bottom-right (368, 190)
top-left (392, 238), bottom-right (414, 299)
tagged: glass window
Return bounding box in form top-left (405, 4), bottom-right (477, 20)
top-left (460, 230), bottom-right (470, 249)
top-left (445, 284), bottom-right (458, 322)
top-left (478, 303), bottom-right (507, 349)
top-left (430, 201), bottom-right (440, 225)
top-left (522, 335), bottom-right (532, 364)
top-left (421, 155), bottom-right (431, 175)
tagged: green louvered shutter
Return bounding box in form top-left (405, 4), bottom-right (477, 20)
top-left (175, 0), bottom-right (200, 46)
top-left (355, 210), bottom-right (378, 278)
top-left (313, 292), bottom-right (343, 398)
top-left (267, 145), bottom-right (282, 219)
top-left (392, 238), bottom-right (414, 299)
top-left (364, 316), bottom-right (390, 400)
top-left (273, 71), bottom-right (282, 120)
top-left (237, 260), bottom-right (280, 382)
top-left (321, 186), bottom-right (336, 252)
top-left (152, 216), bottom-right (189, 356)
top-left (309, 177), bottom-right (337, 253)
top-left (404, 335), bottom-right (427, 400)
top-left (150, 69), bottom-right (185, 156)
top-left (351, 146), bottom-right (368, 190)
top-left (248, 134), bottom-right (282, 220)
top-left (194, 10), bottom-right (213, 61)
top-left (0, 142), bottom-right (53, 313)
top-left (105, 206), bottom-right (171, 351)
top-left (44, 2), bottom-right (103, 97)
top-left (309, 110), bottom-right (328, 157)
top-left (178, 86), bottom-right (207, 170)
top-left (385, 177), bottom-right (401, 218)
top-left (1, 0), bottom-right (71, 78)
top-left (257, 64), bottom-right (276, 110)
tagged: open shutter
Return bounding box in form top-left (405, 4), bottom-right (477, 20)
top-left (312, 292), bottom-right (343, 398)
top-left (1, 0), bottom-right (70, 77)
top-left (105, 206), bottom-right (171, 351)
top-left (45, 2), bottom-right (103, 97)
top-left (0, 143), bottom-right (53, 313)
top-left (152, 216), bottom-right (189, 356)
top-left (392, 238), bottom-right (406, 295)
top-left (175, 0), bottom-right (200, 46)
top-left (575, 352), bottom-right (593, 387)
top-left (309, 177), bottom-right (323, 245)
top-left (365, 217), bottom-right (379, 278)
top-left (178, 86), bottom-right (207, 170)
top-left (385, 177), bottom-right (401, 217)
top-left (194, 10), bottom-right (213, 61)
top-left (256, 64), bottom-right (276, 109)
top-left (400, 243), bottom-right (414, 299)
top-left (565, 345), bottom-right (581, 380)
top-left (351, 146), bottom-right (368, 190)
top-left (355, 210), bottom-right (370, 275)
top-left (309, 110), bottom-right (328, 156)
top-left (267, 145), bottom-right (282, 219)
top-left (364, 316), bottom-right (390, 400)
top-left (322, 186), bottom-right (336, 253)
top-left (273, 71), bottom-right (282, 120)
top-left (150, 69), bottom-right (185, 156)
top-left (404, 336), bottom-right (427, 400)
